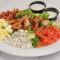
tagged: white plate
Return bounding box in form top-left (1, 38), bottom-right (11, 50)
top-left (0, 7), bottom-right (60, 57)
top-left (0, 39), bottom-right (60, 57)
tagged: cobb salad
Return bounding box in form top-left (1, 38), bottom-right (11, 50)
top-left (0, 8), bottom-right (60, 48)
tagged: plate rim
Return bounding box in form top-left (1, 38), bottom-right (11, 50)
top-left (0, 40), bottom-right (60, 57)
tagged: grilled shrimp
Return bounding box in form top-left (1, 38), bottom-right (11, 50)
top-left (32, 21), bottom-right (39, 30)
top-left (41, 20), bottom-right (49, 25)
top-left (20, 15), bottom-right (30, 29)
top-left (12, 15), bottom-right (30, 30)
top-left (20, 15), bottom-right (29, 22)
top-left (8, 20), bottom-right (19, 24)
top-left (31, 16), bottom-right (43, 22)
top-left (31, 16), bottom-right (43, 30)
top-left (12, 22), bottom-right (22, 30)
top-left (22, 19), bottom-right (30, 29)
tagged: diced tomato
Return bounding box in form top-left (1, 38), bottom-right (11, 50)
top-left (35, 30), bottom-right (40, 36)
top-left (37, 42), bottom-right (43, 47)
top-left (35, 25), bottom-right (60, 47)
top-left (46, 24), bottom-right (50, 28)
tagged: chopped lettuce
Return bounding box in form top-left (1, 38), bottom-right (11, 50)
top-left (25, 30), bottom-right (40, 48)
top-left (16, 9), bottom-right (49, 20)
top-left (42, 11), bottom-right (49, 19)
top-left (34, 11), bottom-right (49, 19)
top-left (53, 22), bottom-right (60, 29)
top-left (29, 13), bottom-right (34, 20)
top-left (16, 9), bottom-right (34, 20)
top-left (28, 33), bottom-right (35, 40)
top-left (25, 30), bottom-right (35, 40)
top-left (34, 13), bottom-right (42, 17)
top-left (49, 20), bottom-right (60, 29)
top-left (32, 36), bottom-right (39, 47)
top-left (49, 20), bottom-right (54, 27)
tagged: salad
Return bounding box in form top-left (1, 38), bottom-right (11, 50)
top-left (0, 8), bottom-right (60, 48)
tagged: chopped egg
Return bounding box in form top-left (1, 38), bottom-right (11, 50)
top-left (0, 19), bottom-right (13, 40)
top-left (0, 19), bottom-right (8, 27)
top-left (0, 28), bottom-right (10, 37)
top-left (5, 26), bottom-right (13, 33)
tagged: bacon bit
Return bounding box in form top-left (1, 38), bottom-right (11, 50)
top-left (4, 11), bottom-right (10, 16)
top-left (0, 15), bottom-right (3, 19)
top-left (5, 16), bottom-right (11, 21)
top-left (0, 12), bottom-right (5, 17)
top-left (9, 14), bottom-right (14, 18)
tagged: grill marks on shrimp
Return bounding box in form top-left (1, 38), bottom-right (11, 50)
top-left (31, 16), bottom-right (43, 30)
top-left (9, 15), bottom-right (30, 30)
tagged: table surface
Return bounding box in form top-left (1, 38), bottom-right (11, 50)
top-left (0, 0), bottom-right (60, 60)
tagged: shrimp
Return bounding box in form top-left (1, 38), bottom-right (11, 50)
top-left (31, 16), bottom-right (43, 30)
top-left (8, 19), bottom-right (19, 24)
top-left (31, 16), bottom-right (43, 22)
top-left (22, 19), bottom-right (30, 29)
top-left (41, 20), bottom-right (49, 25)
top-left (20, 15), bottom-right (30, 29)
top-left (12, 15), bottom-right (30, 30)
top-left (20, 15), bottom-right (29, 22)
top-left (12, 22), bottom-right (22, 30)
top-left (32, 21), bottom-right (39, 30)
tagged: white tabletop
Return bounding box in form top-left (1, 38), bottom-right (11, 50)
top-left (0, 0), bottom-right (60, 60)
